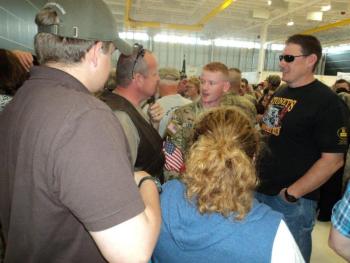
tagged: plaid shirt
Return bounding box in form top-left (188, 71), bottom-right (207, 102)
top-left (332, 182), bottom-right (350, 238)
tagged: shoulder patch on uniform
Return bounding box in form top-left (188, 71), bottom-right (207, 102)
top-left (167, 121), bottom-right (179, 135)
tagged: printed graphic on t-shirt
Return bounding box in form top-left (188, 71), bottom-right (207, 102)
top-left (261, 96), bottom-right (297, 136)
top-left (337, 127), bottom-right (349, 145)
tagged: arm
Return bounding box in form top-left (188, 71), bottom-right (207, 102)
top-left (148, 102), bottom-right (164, 130)
top-left (12, 50), bottom-right (33, 71)
top-left (284, 152), bottom-right (344, 199)
top-left (90, 171), bottom-right (161, 263)
top-left (329, 227), bottom-right (350, 261)
top-left (114, 111), bottom-right (140, 166)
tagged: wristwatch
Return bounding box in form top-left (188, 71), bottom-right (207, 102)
top-left (284, 188), bottom-right (298, 203)
top-left (138, 176), bottom-right (162, 194)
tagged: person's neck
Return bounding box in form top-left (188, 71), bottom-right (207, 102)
top-left (46, 62), bottom-right (93, 92)
top-left (202, 99), bottom-right (220, 109)
top-left (289, 74), bottom-right (315, 88)
top-left (113, 87), bottom-right (142, 107)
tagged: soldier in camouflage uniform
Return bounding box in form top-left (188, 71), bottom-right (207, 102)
top-left (221, 91), bottom-right (257, 124)
top-left (221, 67), bottom-right (257, 123)
top-left (163, 62), bottom-right (230, 180)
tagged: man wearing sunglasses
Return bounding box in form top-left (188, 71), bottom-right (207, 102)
top-left (256, 34), bottom-right (349, 262)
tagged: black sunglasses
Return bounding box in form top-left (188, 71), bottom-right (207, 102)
top-left (279, 54), bottom-right (308, 63)
top-left (131, 43), bottom-right (145, 78)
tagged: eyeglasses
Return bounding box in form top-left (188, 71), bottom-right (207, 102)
top-left (131, 43), bottom-right (145, 78)
top-left (278, 54), bottom-right (308, 63)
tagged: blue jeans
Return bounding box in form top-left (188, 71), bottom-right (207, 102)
top-left (255, 192), bottom-right (317, 263)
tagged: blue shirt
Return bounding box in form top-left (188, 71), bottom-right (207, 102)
top-left (153, 179), bottom-right (283, 263)
top-left (332, 182), bottom-right (350, 238)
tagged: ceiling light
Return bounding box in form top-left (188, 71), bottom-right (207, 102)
top-left (267, 0), bottom-right (272, 6)
top-left (306, 11), bottom-right (323, 21)
top-left (321, 5), bottom-right (331, 12)
top-left (287, 20), bottom-right (294, 26)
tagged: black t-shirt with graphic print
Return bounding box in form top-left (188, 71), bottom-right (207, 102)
top-left (257, 79), bottom-right (349, 200)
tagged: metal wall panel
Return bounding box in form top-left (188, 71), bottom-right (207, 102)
top-left (325, 51), bottom-right (350, 76)
top-left (0, 0), bottom-right (46, 51)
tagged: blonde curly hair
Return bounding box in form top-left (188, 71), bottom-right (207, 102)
top-left (182, 106), bottom-right (259, 220)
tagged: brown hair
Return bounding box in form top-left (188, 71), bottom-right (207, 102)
top-left (34, 7), bottom-right (111, 65)
top-left (203, 62), bottom-right (229, 80)
top-left (286, 34), bottom-right (322, 71)
top-left (182, 106), bottom-right (260, 220)
top-left (0, 49), bottom-right (29, 95)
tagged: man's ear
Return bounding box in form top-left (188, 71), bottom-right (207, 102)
top-left (133, 72), bottom-right (144, 87)
top-left (86, 41), bottom-right (103, 68)
top-left (223, 80), bottom-right (230, 93)
top-left (307, 54), bottom-right (318, 70)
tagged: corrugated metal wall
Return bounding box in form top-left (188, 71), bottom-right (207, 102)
top-left (0, 0), bottom-right (46, 51)
top-left (0, 2), bottom-right (326, 76)
top-left (123, 38), bottom-right (283, 73)
top-left (325, 50), bottom-right (350, 76)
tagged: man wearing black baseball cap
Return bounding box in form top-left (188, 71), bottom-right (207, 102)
top-left (0, 1), bottom-right (161, 262)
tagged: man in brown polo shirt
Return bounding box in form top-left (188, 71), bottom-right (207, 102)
top-left (0, 1), bottom-right (161, 262)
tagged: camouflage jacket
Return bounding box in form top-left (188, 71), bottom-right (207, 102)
top-left (221, 91), bottom-right (257, 123)
top-left (165, 100), bottom-right (205, 155)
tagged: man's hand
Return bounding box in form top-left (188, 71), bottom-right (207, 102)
top-left (148, 102), bottom-right (164, 123)
top-left (12, 50), bottom-right (33, 72)
top-left (279, 188), bottom-right (297, 203)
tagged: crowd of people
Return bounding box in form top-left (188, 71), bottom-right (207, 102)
top-left (1, 0), bottom-right (350, 262)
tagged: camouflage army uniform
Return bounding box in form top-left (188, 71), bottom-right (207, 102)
top-left (221, 91), bottom-right (257, 124)
top-left (164, 100), bottom-right (205, 180)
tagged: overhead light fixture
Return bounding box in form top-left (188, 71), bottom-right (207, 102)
top-left (306, 11), bottom-right (323, 21)
top-left (287, 20), bottom-right (294, 26)
top-left (267, 0), bottom-right (272, 6)
top-left (321, 5), bottom-right (331, 12)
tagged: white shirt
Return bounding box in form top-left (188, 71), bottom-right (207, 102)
top-left (156, 94), bottom-right (191, 137)
top-left (271, 220), bottom-right (305, 263)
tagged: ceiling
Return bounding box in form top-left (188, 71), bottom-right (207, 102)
top-left (104, 0), bottom-right (350, 46)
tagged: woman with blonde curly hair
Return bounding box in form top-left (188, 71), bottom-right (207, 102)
top-left (184, 76), bottom-right (200, 101)
top-left (152, 106), bottom-right (304, 263)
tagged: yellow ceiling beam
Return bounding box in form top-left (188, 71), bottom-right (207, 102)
top-left (301, 18), bottom-right (350, 35)
top-left (197, 0), bottom-right (234, 25)
top-left (124, 0), bottom-right (234, 32)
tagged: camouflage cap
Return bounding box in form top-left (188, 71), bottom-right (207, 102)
top-left (159, 67), bottom-right (180, 81)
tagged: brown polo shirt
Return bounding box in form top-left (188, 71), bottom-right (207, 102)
top-left (0, 66), bottom-right (144, 262)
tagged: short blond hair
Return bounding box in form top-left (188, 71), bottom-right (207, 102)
top-left (182, 106), bottom-right (259, 220)
top-left (203, 62), bottom-right (229, 80)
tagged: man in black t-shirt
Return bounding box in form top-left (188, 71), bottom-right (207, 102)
top-left (256, 34), bottom-right (349, 263)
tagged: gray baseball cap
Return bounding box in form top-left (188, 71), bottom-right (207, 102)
top-left (37, 0), bottom-right (133, 55)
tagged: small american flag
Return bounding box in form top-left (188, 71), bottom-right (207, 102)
top-left (163, 141), bottom-right (184, 173)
